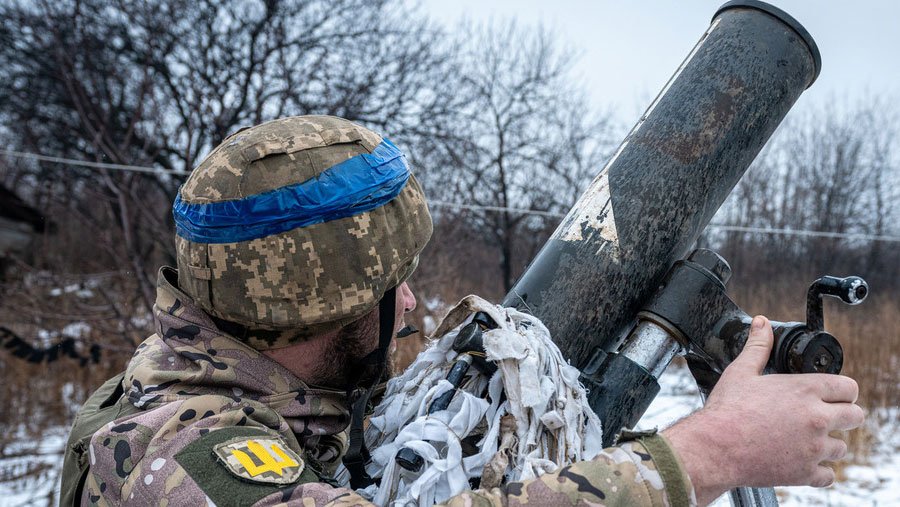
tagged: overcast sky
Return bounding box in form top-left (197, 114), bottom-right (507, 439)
top-left (424, 0), bottom-right (900, 124)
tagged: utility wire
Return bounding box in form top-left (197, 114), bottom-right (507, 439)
top-left (0, 149), bottom-right (191, 176)
top-left (707, 225), bottom-right (900, 243)
top-left (430, 201), bottom-right (900, 243)
top-left (429, 200), bottom-right (566, 218)
top-left (5, 148), bottom-right (900, 243)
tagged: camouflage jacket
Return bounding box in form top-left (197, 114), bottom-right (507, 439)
top-left (78, 267), bottom-right (696, 506)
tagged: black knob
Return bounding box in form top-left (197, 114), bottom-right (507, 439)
top-left (452, 322), bottom-right (483, 353)
top-left (396, 448), bottom-right (424, 472)
top-left (817, 276), bottom-right (868, 305)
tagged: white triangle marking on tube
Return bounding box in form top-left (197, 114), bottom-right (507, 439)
top-left (560, 171), bottom-right (620, 257)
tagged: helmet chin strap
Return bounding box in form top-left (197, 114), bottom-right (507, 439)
top-left (342, 286), bottom-right (396, 489)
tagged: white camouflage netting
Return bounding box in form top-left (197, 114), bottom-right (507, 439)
top-left (358, 295), bottom-right (604, 506)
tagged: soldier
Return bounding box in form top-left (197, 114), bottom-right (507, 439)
top-left (61, 116), bottom-right (864, 506)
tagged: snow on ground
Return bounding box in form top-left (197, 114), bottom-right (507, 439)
top-left (47, 281), bottom-right (96, 299)
top-left (0, 426), bottom-right (66, 506)
top-left (637, 364), bottom-right (900, 507)
top-left (0, 365), bottom-right (896, 506)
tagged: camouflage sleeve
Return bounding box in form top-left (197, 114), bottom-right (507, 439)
top-left (253, 432), bottom-right (695, 507)
top-left (250, 483), bottom-right (372, 506)
top-left (437, 432), bottom-right (696, 507)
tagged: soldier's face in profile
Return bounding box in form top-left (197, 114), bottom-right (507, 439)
top-left (313, 282), bottom-right (416, 388)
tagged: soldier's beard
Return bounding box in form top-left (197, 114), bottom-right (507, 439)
top-left (313, 311), bottom-right (397, 390)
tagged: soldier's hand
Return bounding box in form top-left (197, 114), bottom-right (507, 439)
top-left (663, 315), bottom-right (865, 506)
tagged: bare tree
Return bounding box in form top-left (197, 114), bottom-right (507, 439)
top-left (0, 2), bottom-right (464, 495)
top-left (422, 21), bottom-right (615, 291)
top-left (0, 0), bottom-right (456, 328)
top-left (712, 97), bottom-right (900, 281)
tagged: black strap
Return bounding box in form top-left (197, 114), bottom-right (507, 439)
top-left (396, 325), bottom-right (419, 338)
top-left (343, 287), bottom-right (396, 489)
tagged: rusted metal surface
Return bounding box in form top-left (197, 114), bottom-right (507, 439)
top-left (503, 3), bottom-right (821, 374)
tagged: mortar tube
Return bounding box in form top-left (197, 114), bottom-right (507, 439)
top-left (503, 0), bottom-right (821, 373)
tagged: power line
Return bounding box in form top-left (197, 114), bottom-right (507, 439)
top-left (707, 225), bottom-right (900, 243)
top-left (0, 149), bottom-right (191, 176)
top-left (4, 148), bottom-right (900, 243)
top-left (429, 200), bottom-right (566, 218)
top-left (429, 203), bottom-right (900, 242)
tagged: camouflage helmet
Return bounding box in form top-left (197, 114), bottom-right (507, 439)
top-left (172, 116), bottom-right (432, 350)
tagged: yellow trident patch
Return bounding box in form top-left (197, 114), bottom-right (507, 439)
top-left (233, 440), bottom-right (299, 477)
top-left (214, 436), bottom-right (305, 484)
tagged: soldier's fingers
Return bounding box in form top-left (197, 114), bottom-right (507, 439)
top-left (731, 316), bottom-right (773, 376)
top-left (822, 437), bottom-right (849, 462)
top-left (809, 466), bottom-right (835, 488)
top-left (826, 403), bottom-right (866, 431)
top-left (809, 375), bottom-right (859, 403)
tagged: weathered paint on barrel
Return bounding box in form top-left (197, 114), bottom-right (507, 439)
top-left (503, 1), bottom-right (821, 371)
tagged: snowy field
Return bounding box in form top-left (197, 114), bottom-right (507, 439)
top-left (1, 365), bottom-right (896, 506)
top-left (0, 426), bottom-right (68, 507)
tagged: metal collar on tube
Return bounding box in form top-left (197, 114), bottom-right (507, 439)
top-left (715, 0), bottom-right (821, 86)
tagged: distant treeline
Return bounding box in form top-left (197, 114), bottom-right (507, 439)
top-left (0, 0), bottom-right (896, 371)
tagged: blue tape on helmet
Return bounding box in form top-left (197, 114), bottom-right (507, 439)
top-left (173, 139), bottom-right (411, 244)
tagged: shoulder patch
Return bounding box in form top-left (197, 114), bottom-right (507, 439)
top-left (176, 427), bottom-right (319, 506)
top-left (214, 436), bottom-right (305, 484)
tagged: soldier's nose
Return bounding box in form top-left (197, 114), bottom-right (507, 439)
top-left (399, 282), bottom-right (416, 313)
